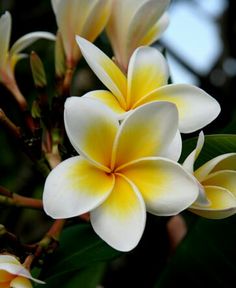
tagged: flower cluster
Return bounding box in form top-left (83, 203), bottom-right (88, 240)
top-left (0, 0), bottom-right (235, 269)
top-left (41, 0), bottom-right (236, 252)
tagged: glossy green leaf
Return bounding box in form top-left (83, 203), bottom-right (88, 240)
top-left (41, 262), bottom-right (106, 288)
top-left (180, 134), bottom-right (236, 168)
top-left (40, 223), bottom-right (121, 282)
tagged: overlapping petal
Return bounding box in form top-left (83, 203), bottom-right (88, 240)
top-left (106, 0), bottom-right (170, 70)
top-left (43, 156), bottom-right (115, 219)
top-left (126, 0), bottom-right (169, 59)
top-left (52, 0), bottom-right (94, 64)
top-left (52, 0), bottom-right (111, 66)
top-left (64, 97), bottom-right (118, 170)
top-left (140, 13), bottom-right (169, 45)
top-left (159, 130), bottom-right (182, 162)
top-left (77, 38), bottom-right (220, 133)
top-left (202, 170), bottom-right (236, 197)
top-left (119, 157), bottom-right (198, 216)
top-left (135, 84), bottom-right (221, 133)
top-left (127, 46), bottom-right (169, 107)
top-left (84, 90), bottom-right (126, 114)
top-left (81, 0), bottom-right (111, 42)
top-left (183, 133), bottom-right (236, 218)
top-left (0, 255), bottom-right (44, 284)
top-left (76, 36), bottom-right (127, 107)
top-left (190, 186), bottom-right (236, 219)
top-left (91, 174), bottom-right (146, 251)
top-left (195, 153), bottom-right (236, 182)
top-left (112, 101), bottom-right (179, 168)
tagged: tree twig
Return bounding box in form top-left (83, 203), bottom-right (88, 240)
top-left (0, 186), bottom-right (43, 210)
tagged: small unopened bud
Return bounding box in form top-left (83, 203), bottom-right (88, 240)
top-left (31, 100), bottom-right (41, 118)
top-left (30, 51), bottom-right (47, 88)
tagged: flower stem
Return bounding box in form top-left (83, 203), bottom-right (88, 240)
top-left (0, 186), bottom-right (43, 210)
top-left (24, 219), bottom-right (66, 269)
top-left (62, 64), bottom-right (74, 97)
top-left (0, 108), bottom-right (21, 138)
top-left (4, 76), bottom-right (28, 112)
top-left (46, 219), bottom-right (65, 241)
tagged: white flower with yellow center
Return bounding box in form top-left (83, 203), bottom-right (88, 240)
top-left (0, 11), bottom-right (55, 109)
top-left (43, 97), bottom-right (198, 251)
top-left (76, 37), bottom-right (221, 134)
top-left (0, 254), bottom-right (44, 288)
top-left (183, 132), bottom-right (236, 219)
top-left (106, 0), bottom-right (170, 71)
top-left (51, 0), bottom-right (111, 68)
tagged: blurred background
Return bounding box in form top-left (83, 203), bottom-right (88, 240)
top-left (0, 0), bottom-right (236, 287)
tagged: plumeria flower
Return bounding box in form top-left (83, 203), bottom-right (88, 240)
top-left (51, 0), bottom-right (111, 69)
top-left (0, 11), bottom-right (55, 110)
top-left (106, 0), bottom-right (170, 72)
top-left (183, 132), bottom-right (236, 219)
top-left (76, 37), bottom-right (221, 133)
top-left (43, 97), bottom-right (198, 251)
top-left (0, 254), bottom-right (44, 288)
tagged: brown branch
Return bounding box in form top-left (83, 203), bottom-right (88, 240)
top-left (0, 186), bottom-right (43, 210)
top-left (24, 219), bottom-right (66, 270)
top-left (0, 108), bottom-right (21, 139)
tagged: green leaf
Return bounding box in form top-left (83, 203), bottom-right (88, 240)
top-left (40, 223), bottom-right (121, 282)
top-left (41, 262), bottom-right (106, 288)
top-left (180, 134), bottom-right (236, 168)
top-left (155, 215), bottom-right (236, 288)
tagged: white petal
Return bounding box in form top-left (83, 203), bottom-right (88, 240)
top-left (76, 36), bottom-right (127, 107)
top-left (202, 170), bottom-right (236, 197)
top-left (54, 0), bottom-right (110, 64)
top-left (83, 90), bottom-right (126, 114)
top-left (119, 157), bottom-right (199, 216)
top-left (137, 84), bottom-right (221, 133)
top-left (127, 46), bottom-right (169, 107)
top-left (0, 256), bottom-right (44, 284)
top-left (43, 156), bottom-right (114, 219)
top-left (81, 0), bottom-right (111, 43)
top-left (106, 0), bottom-right (170, 70)
top-left (127, 0), bottom-right (170, 58)
top-left (183, 131), bottom-right (205, 173)
top-left (0, 255), bottom-right (20, 265)
top-left (91, 174), bottom-right (146, 251)
top-left (10, 32), bottom-right (55, 56)
top-left (112, 101), bottom-right (179, 169)
top-left (195, 153), bottom-right (236, 182)
top-left (159, 129), bottom-right (182, 161)
top-left (190, 185), bottom-right (236, 219)
top-left (0, 11), bottom-right (11, 68)
top-left (140, 12), bottom-right (170, 45)
top-left (64, 97), bottom-right (119, 170)
top-left (52, 0), bottom-right (94, 63)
